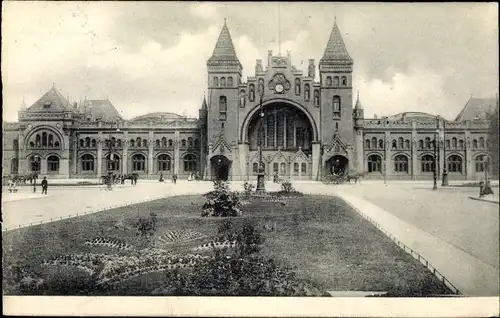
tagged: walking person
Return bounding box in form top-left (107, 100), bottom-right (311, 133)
top-left (41, 177), bottom-right (48, 195)
top-left (172, 174), bottom-right (177, 184)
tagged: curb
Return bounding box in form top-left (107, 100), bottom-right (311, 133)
top-left (469, 196), bottom-right (500, 204)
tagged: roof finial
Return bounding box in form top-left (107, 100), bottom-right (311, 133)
top-left (357, 90), bottom-right (359, 100)
top-left (52, 82), bottom-right (55, 88)
top-left (224, 18), bottom-right (227, 24)
top-left (334, 15), bottom-right (336, 25)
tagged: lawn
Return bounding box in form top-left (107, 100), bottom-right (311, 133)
top-left (2, 193), bottom-right (452, 296)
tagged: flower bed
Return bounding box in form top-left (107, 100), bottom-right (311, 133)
top-left (192, 240), bottom-right (237, 251)
top-left (84, 237), bottom-right (134, 250)
top-left (157, 229), bottom-right (206, 244)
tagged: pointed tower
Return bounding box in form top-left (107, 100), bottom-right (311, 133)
top-left (206, 19), bottom-right (242, 158)
top-left (21, 97), bottom-right (27, 111)
top-left (319, 21), bottom-right (354, 148)
top-left (353, 91), bottom-right (364, 119)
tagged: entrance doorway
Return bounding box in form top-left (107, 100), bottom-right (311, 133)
top-left (325, 155), bottom-right (349, 176)
top-left (210, 155), bottom-right (231, 181)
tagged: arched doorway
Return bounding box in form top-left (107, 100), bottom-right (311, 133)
top-left (211, 155), bottom-right (231, 181)
top-left (325, 155), bottom-right (349, 176)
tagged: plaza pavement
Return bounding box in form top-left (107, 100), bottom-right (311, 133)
top-left (2, 179), bottom-right (499, 296)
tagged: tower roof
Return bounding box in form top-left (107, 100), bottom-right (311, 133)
top-left (354, 91), bottom-right (363, 109)
top-left (80, 99), bottom-right (123, 122)
top-left (321, 22), bottom-right (352, 63)
top-left (454, 96), bottom-right (497, 121)
top-left (201, 96), bottom-right (208, 110)
top-left (208, 20), bottom-right (241, 66)
top-left (27, 86), bottom-right (72, 112)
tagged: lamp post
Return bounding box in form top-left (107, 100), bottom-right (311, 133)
top-left (433, 128), bottom-right (439, 190)
top-left (441, 117), bottom-right (449, 186)
top-left (255, 93), bottom-right (266, 194)
top-left (33, 155), bottom-right (40, 193)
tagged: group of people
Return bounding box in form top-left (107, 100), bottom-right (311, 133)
top-left (7, 176), bottom-right (48, 194)
top-left (158, 172), bottom-right (199, 184)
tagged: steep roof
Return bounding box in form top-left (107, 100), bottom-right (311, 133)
top-left (454, 97), bottom-right (497, 121)
top-left (27, 87), bottom-right (72, 112)
top-left (208, 20), bottom-right (241, 65)
top-left (201, 97), bottom-right (208, 110)
top-left (81, 99), bottom-right (123, 122)
top-left (354, 92), bottom-right (363, 109)
top-left (321, 22), bottom-right (352, 62)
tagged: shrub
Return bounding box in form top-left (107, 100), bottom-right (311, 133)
top-left (243, 182), bottom-right (255, 198)
top-left (281, 180), bottom-right (295, 192)
top-left (201, 181), bottom-right (242, 217)
top-left (136, 212), bottom-right (158, 237)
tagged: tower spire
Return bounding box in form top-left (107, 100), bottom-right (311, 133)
top-left (320, 21), bottom-right (352, 62)
top-left (278, 3), bottom-right (281, 56)
top-left (208, 19), bottom-right (241, 67)
top-left (21, 96), bottom-right (27, 110)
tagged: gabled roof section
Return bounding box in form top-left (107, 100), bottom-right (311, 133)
top-left (212, 134), bottom-right (232, 154)
top-left (455, 97), bottom-right (497, 121)
top-left (81, 99), bottom-right (123, 122)
top-left (324, 134), bottom-right (349, 155)
top-left (291, 148), bottom-right (309, 162)
top-left (130, 112), bottom-right (184, 122)
top-left (386, 112), bottom-right (437, 121)
top-left (208, 20), bottom-right (241, 66)
top-left (321, 22), bottom-right (352, 63)
top-left (270, 149), bottom-right (289, 163)
top-left (27, 87), bottom-right (72, 112)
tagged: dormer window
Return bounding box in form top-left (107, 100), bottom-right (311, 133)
top-left (44, 101), bottom-right (52, 108)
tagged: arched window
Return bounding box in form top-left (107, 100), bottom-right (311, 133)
top-left (367, 154), bottom-right (382, 172)
top-left (54, 141), bottom-right (60, 148)
top-left (341, 76), bottom-right (347, 86)
top-left (365, 139), bottom-right (371, 149)
top-left (472, 139), bottom-right (478, 149)
top-left (452, 137), bottom-right (457, 149)
top-left (155, 139), bottom-right (160, 148)
top-left (239, 90), bottom-right (246, 107)
top-left (421, 155), bottom-right (435, 172)
top-left (458, 139), bottom-right (464, 149)
top-left (398, 137), bottom-right (404, 149)
top-left (479, 137), bottom-right (485, 149)
top-left (475, 155), bottom-right (489, 172)
top-left (219, 96), bottom-right (227, 121)
top-left (143, 139), bottom-right (148, 148)
top-left (213, 77), bottom-right (219, 87)
top-left (394, 155), bottom-right (408, 173)
top-left (314, 90), bottom-right (320, 106)
top-left (168, 139), bottom-right (173, 147)
top-left (13, 139), bottom-right (19, 151)
top-left (111, 137), bottom-right (116, 148)
top-left (194, 139), bottom-right (200, 148)
top-left (266, 115), bottom-right (275, 148)
top-left (81, 154), bottom-right (94, 171)
top-left (188, 137), bottom-right (193, 147)
top-left (249, 84), bottom-right (255, 101)
top-left (181, 139), bottom-right (187, 148)
top-left (378, 139), bottom-right (384, 149)
top-left (132, 154), bottom-right (145, 171)
top-left (258, 78), bottom-right (264, 95)
top-left (130, 139), bottom-right (135, 147)
top-left (295, 78), bottom-right (301, 95)
top-left (273, 162), bottom-right (279, 174)
top-left (294, 162), bottom-right (299, 175)
top-left (30, 141), bottom-right (35, 148)
top-left (183, 154), bottom-right (197, 172)
top-left (162, 137), bottom-right (167, 147)
top-left (333, 76), bottom-right (339, 87)
top-left (227, 77), bottom-right (233, 87)
top-left (42, 132), bottom-right (48, 147)
top-left (405, 139), bottom-right (410, 149)
top-left (47, 155), bottom-right (60, 172)
top-left (36, 134), bottom-right (41, 147)
top-left (80, 139), bottom-right (84, 147)
top-left (280, 162), bottom-right (286, 175)
top-left (448, 155), bottom-right (462, 173)
top-left (29, 155), bottom-right (40, 172)
top-left (157, 154), bottom-right (171, 172)
top-left (301, 162), bottom-right (307, 174)
top-left (220, 77), bottom-right (226, 87)
top-left (304, 84), bottom-right (310, 101)
top-left (106, 153), bottom-right (120, 171)
top-left (425, 137), bottom-right (431, 149)
top-left (92, 139), bottom-right (96, 148)
top-left (136, 137), bottom-right (142, 147)
top-left (105, 139), bottom-right (110, 149)
top-left (332, 96), bottom-right (341, 117)
top-left (391, 140), bottom-right (397, 150)
top-left (326, 76), bottom-right (332, 87)
top-left (371, 137), bottom-right (377, 149)
top-left (11, 158), bottom-right (19, 174)
top-left (252, 162), bottom-right (259, 173)
top-left (48, 135), bottom-right (54, 147)
top-left (418, 140), bottom-right (424, 149)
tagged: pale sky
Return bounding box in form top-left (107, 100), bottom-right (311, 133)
top-left (2, 2), bottom-right (498, 122)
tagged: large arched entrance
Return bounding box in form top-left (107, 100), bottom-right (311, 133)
top-left (325, 155), bottom-right (349, 176)
top-left (211, 155), bottom-right (231, 181)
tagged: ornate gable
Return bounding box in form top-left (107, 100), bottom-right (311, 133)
top-left (291, 147), bottom-right (310, 162)
top-left (269, 148), bottom-right (289, 163)
top-left (211, 134), bottom-right (232, 155)
top-left (324, 135), bottom-right (349, 156)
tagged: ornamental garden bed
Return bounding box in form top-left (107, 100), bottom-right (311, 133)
top-left (2, 194), bottom-right (452, 296)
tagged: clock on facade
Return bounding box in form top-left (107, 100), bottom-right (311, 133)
top-left (275, 84), bottom-right (284, 93)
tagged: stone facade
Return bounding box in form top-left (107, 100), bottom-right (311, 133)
top-left (3, 21), bottom-right (496, 181)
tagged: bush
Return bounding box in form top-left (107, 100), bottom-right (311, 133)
top-left (243, 182), bottom-right (255, 198)
top-left (281, 180), bottom-right (295, 192)
top-left (202, 181), bottom-right (242, 217)
top-left (216, 220), bottom-right (264, 256)
top-left (136, 212), bottom-right (158, 237)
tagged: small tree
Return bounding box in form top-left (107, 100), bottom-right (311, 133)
top-left (136, 212), bottom-right (158, 237)
top-left (280, 180), bottom-right (294, 193)
top-left (202, 181), bottom-right (242, 217)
